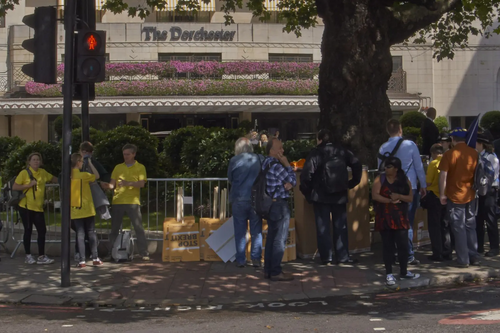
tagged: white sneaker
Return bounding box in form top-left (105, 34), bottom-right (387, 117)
top-left (25, 254), bottom-right (36, 265)
top-left (37, 255), bottom-right (55, 265)
top-left (386, 274), bottom-right (397, 286)
top-left (400, 271), bottom-right (420, 280)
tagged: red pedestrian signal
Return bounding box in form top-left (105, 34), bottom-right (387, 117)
top-left (86, 34), bottom-right (97, 51)
top-left (75, 30), bottom-right (106, 83)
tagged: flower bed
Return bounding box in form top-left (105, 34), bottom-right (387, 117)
top-left (25, 79), bottom-right (319, 97)
top-left (55, 61), bottom-right (320, 78)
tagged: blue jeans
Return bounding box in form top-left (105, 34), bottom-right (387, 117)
top-left (407, 191), bottom-right (420, 261)
top-left (264, 200), bottom-right (290, 277)
top-left (232, 200), bottom-right (262, 265)
top-left (313, 203), bottom-right (349, 263)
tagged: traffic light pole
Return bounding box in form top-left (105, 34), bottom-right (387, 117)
top-left (81, 84), bottom-right (90, 141)
top-left (61, 0), bottom-right (77, 288)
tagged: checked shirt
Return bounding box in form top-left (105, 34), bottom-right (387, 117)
top-left (262, 157), bottom-right (297, 199)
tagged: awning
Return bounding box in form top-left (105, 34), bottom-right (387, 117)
top-left (0, 94), bottom-right (421, 115)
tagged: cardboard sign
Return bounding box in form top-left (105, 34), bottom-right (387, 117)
top-left (162, 218), bottom-right (178, 262)
top-left (168, 223), bottom-right (200, 262)
top-left (205, 217), bottom-right (237, 262)
top-left (199, 218), bottom-right (224, 261)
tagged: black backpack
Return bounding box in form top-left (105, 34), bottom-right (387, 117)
top-left (2, 168), bottom-right (36, 209)
top-left (251, 157), bottom-right (278, 219)
top-left (320, 149), bottom-right (349, 194)
top-left (378, 139), bottom-right (404, 172)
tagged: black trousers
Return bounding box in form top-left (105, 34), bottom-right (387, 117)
top-left (380, 229), bottom-right (408, 275)
top-left (313, 203), bottom-right (349, 263)
top-left (18, 207), bottom-right (47, 256)
top-left (477, 189), bottom-right (500, 252)
top-left (427, 191), bottom-right (452, 258)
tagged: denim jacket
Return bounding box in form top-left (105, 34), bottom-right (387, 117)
top-left (228, 153), bottom-right (262, 202)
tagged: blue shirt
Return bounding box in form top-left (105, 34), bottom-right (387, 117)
top-left (262, 157), bottom-right (297, 199)
top-left (378, 137), bottom-right (426, 190)
top-left (227, 153), bottom-right (261, 202)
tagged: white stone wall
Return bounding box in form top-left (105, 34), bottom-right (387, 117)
top-left (3, 1), bottom-right (500, 122)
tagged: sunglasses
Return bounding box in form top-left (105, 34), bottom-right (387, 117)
top-left (384, 165), bottom-right (395, 169)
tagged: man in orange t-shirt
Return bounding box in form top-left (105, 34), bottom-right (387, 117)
top-left (438, 128), bottom-right (480, 267)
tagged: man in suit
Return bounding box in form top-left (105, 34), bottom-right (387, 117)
top-left (421, 107), bottom-right (440, 157)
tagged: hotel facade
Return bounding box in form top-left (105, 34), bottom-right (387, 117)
top-left (1, 0), bottom-right (499, 142)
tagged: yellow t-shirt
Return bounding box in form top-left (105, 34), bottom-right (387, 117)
top-left (111, 161), bottom-right (147, 205)
top-left (15, 167), bottom-right (54, 212)
top-left (71, 169), bottom-right (96, 219)
top-left (426, 156), bottom-right (442, 195)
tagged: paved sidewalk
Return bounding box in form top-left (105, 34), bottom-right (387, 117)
top-left (1, 245), bottom-right (499, 307)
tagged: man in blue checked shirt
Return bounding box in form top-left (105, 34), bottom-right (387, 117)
top-left (378, 119), bottom-right (427, 266)
top-left (262, 137), bottom-right (297, 281)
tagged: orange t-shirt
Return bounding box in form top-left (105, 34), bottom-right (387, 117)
top-left (438, 142), bottom-right (478, 204)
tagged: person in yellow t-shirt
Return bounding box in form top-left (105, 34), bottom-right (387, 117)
top-left (425, 144), bottom-right (452, 262)
top-left (13, 152), bottom-right (58, 265)
top-left (106, 144), bottom-right (149, 261)
top-left (70, 153), bottom-right (103, 268)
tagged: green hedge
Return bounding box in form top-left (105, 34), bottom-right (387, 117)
top-left (400, 111), bottom-right (426, 128)
top-left (434, 116), bottom-right (449, 133)
top-left (94, 125), bottom-right (160, 178)
top-left (2, 126), bottom-right (319, 182)
top-left (480, 111), bottom-right (500, 134)
top-left (3, 141), bottom-right (61, 181)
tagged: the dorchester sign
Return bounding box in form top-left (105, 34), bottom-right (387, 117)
top-left (142, 26), bottom-right (236, 42)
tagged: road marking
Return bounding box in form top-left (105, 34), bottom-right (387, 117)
top-left (370, 319), bottom-right (382, 322)
top-left (62, 325), bottom-right (73, 327)
top-left (362, 303), bottom-right (373, 306)
top-left (373, 328), bottom-right (385, 331)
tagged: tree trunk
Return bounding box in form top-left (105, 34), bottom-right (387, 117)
top-left (317, 1), bottom-right (395, 167)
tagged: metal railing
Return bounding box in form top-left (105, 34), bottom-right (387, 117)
top-left (4, 178), bottom-right (230, 258)
top-left (8, 61), bottom-right (407, 93)
top-left (0, 71), bottom-right (7, 92)
top-left (4, 169), bottom-right (418, 258)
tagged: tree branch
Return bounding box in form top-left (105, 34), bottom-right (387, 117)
top-left (387, 0), bottom-right (461, 44)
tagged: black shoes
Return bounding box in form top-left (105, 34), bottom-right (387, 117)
top-left (485, 250), bottom-right (499, 257)
top-left (338, 258), bottom-right (359, 265)
top-left (427, 255), bottom-right (445, 262)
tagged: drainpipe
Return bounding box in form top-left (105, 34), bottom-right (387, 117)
top-left (7, 115), bottom-right (12, 137)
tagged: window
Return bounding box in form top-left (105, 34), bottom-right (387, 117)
top-left (156, 0), bottom-right (214, 22)
top-left (158, 53), bottom-right (222, 79)
top-left (57, 0), bottom-right (105, 23)
top-left (449, 116), bottom-right (476, 129)
top-left (392, 56), bottom-right (403, 73)
top-left (0, 15), bottom-right (5, 28)
top-left (269, 54), bottom-right (313, 63)
top-left (156, 11), bottom-right (212, 23)
top-left (268, 53), bottom-right (314, 79)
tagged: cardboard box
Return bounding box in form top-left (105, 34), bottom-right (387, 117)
top-left (294, 168), bottom-right (371, 259)
top-left (168, 223), bottom-right (200, 262)
top-left (413, 207), bottom-right (431, 248)
top-left (287, 218), bottom-right (297, 261)
top-left (199, 218), bottom-right (224, 261)
top-left (184, 216), bottom-right (196, 223)
top-left (162, 218), bottom-right (178, 262)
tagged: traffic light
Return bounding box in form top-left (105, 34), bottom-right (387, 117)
top-left (21, 6), bottom-right (58, 84)
top-left (75, 30), bottom-right (106, 83)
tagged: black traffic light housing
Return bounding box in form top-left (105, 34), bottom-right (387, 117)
top-left (75, 30), bottom-right (106, 83)
top-left (21, 6), bottom-right (58, 84)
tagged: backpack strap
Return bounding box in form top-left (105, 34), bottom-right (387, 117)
top-left (25, 168), bottom-right (36, 201)
top-left (378, 138), bottom-right (404, 160)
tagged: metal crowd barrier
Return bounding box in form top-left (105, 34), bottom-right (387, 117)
top-left (5, 178), bottom-right (230, 257)
top-left (4, 172), bottom-right (387, 258)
